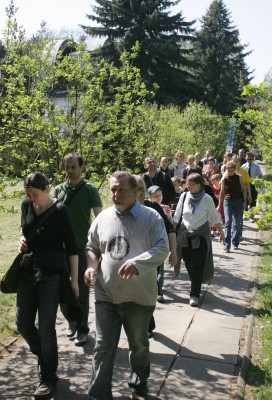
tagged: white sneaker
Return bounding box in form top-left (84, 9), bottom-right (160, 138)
top-left (74, 333), bottom-right (88, 346)
top-left (189, 297), bottom-right (199, 307)
top-left (66, 322), bottom-right (76, 338)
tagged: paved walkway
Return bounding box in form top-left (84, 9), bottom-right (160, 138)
top-left (0, 218), bottom-right (261, 400)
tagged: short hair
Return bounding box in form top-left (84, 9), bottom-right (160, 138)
top-left (144, 155), bottom-right (156, 164)
top-left (208, 156), bottom-right (215, 162)
top-left (187, 154), bottom-right (195, 162)
top-left (188, 166), bottom-right (202, 175)
top-left (175, 151), bottom-right (185, 159)
top-left (211, 174), bottom-right (221, 182)
top-left (24, 172), bottom-right (49, 190)
top-left (186, 173), bottom-right (205, 188)
top-left (160, 155), bottom-right (169, 162)
top-left (171, 176), bottom-right (182, 184)
top-left (246, 152), bottom-right (254, 158)
top-left (226, 161), bottom-right (236, 169)
top-left (110, 171), bottom-right (138, 190)
top-left (64, 152), bottom-right (84, 167)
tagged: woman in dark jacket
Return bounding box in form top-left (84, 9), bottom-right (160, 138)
top-left (16, 172), bottom-right (78, 399)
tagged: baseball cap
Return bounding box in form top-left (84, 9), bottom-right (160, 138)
top-left (147, 185), bottom-right (162, 196)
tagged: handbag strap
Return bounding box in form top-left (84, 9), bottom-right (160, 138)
top-left (64, 180), bottom-right (87, 206)
top-left (26, 201), bottom-right (59, 244)
top-left (177, 191), bottom-right (188, 230)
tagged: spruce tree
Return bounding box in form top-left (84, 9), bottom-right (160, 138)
top-left (193, 0), bottom-right (252, 115)
top-left (80, 0), bottom-right (196, 106)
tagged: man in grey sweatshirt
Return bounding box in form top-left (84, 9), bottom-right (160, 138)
top-left (85, 171), bottom-right (169, 400)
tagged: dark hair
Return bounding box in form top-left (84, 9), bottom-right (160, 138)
top-left (188, 166), bottom-right (202, 175)
top-left (110, 171), bottom-right (138, 190)
top-left (24, 172), bottom-right (49, 190)
top-left (208, 157), bottom-right (215, 162)
top-left (186, 173), bottom-right (205, 188)
top-left (64, 152), bottom-right (84, 167)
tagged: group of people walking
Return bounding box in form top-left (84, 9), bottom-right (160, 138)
top-left (14, 148), bottom-right (262, 400)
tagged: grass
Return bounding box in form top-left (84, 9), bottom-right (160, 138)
top-left (0, 179), bottom-right (24, 345)
top-left (245, 165), bottom-right (272, 399)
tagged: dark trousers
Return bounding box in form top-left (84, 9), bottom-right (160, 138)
top-left (61, 250), bottom-right (90, 334)
top-left (16, 274), bottom-right (60, 384)
top-left (182, 237), bottom-right (207, 298)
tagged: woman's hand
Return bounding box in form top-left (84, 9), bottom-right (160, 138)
top-left (18, 236), bottom-right (28, 253)
top-left (71, 278), bottom-right (79, 298)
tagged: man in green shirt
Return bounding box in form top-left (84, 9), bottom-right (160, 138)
top-left (54, 152), bottom-right (102, 346)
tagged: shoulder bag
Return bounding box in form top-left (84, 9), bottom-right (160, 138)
top-left (0, 201), bottom-right (58, 293)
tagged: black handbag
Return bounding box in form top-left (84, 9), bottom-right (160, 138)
top-left (0, 202), bottom-right (58, 294)
top-left (0, 253), bottom-right (25, 293)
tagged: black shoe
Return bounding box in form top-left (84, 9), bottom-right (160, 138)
top-left (34, 382), bottom-right (55, 399)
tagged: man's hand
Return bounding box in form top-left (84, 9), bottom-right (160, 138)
top-left (118, 260), bottom-right (139, 280)
top-left (84, 267), bottom-right (97, 287)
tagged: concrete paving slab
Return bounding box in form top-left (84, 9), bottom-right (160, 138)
top-left (160, 357), bottom-right (235, 400)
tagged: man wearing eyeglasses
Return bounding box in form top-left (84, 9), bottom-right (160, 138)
top-left (241, 152), bottom-right (263, 208)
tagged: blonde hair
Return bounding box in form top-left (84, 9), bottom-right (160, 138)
top-left (134, 175), bottom-right (147, 203)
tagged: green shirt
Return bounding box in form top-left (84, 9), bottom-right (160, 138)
top-left (54, 179), bottom-right (102, 250)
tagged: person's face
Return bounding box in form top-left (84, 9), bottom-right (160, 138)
top-left (110, 176), bottom-right (136, 213)
top-left (187, 181), bottom-right (201, 194)
top-left (188, 157), bottom-right (195, 166)
top-left (65, 157), bottom-right (83, 182)
top-left (25, 187), bottom-right (49, 205)
top-left (208, 160), bottom-right (215, 168)
top-left (149, 190), bottom-right (163, 204)
top-left (160, 157), bottom-right (169, 169)
top-left (172, 181), bottom-right (180, 192)
top-left (195, 154), bottom-right (200, 163)
top-left (239, 150), bottom-right (245, 159)
top-left (212, 178), bottom-right (219, 186)
top-left (246, 156), bottom-right (253, 165)
top-left (206, 150), bottom-right (211, 158)
top-left (145, 157), bottom-right (157, 173)
top-left (176, 153), bottom-right (185, 163)
top-left (226, 166), bottom-right (235, 176)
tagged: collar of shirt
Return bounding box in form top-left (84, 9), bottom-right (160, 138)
top-left (114, 200), bottom-right (140, 218)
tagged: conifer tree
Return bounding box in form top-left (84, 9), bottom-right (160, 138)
top-left (81, 0), bottom-right (196, 106)
top-left (193, 0), bottom-right (252, 115)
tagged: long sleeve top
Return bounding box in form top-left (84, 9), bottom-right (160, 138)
top-left (86, 201), bottom-right (169, 306)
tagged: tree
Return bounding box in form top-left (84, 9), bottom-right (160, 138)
top-left (151, 101), bottom-right (228, 161)
top-left (236, 84), bottom-right (272, 162)
top-left (0, 7), bottom-right (156, 182)
top-left (193, 0), bottom-right (252, 116)
top-left (80, 0), bottom-right (197, 106)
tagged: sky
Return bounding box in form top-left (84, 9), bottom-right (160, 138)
top-left (0, 0), bottom-right (271, 84)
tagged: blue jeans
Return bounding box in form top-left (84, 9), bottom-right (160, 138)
top-left (16, 273), bottom-right (60, 384)
top-left (88, 301), bottom-right (155, 400)
top-left (223, 199), bottom-right (243, 248)
top-left (61, 250), bottom-right (90, 334)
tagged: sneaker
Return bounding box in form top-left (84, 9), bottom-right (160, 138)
top-left (66, 322), bottom-right (76, 338)
top-left (189, 297), bottom-right (199, 307)
top-left (74, 333), bottom-right (88, 346)
top-left (34, 382), bottom-right (55, 399)
top-left (233, 246), bottom-right (239, 250)
top-left (157, 294), bottom-right (164, 303)
top-left (224, 247), bottom-right (230, 253)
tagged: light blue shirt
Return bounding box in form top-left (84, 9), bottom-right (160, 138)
top-left (241, 162), bottom-right (262, 179)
